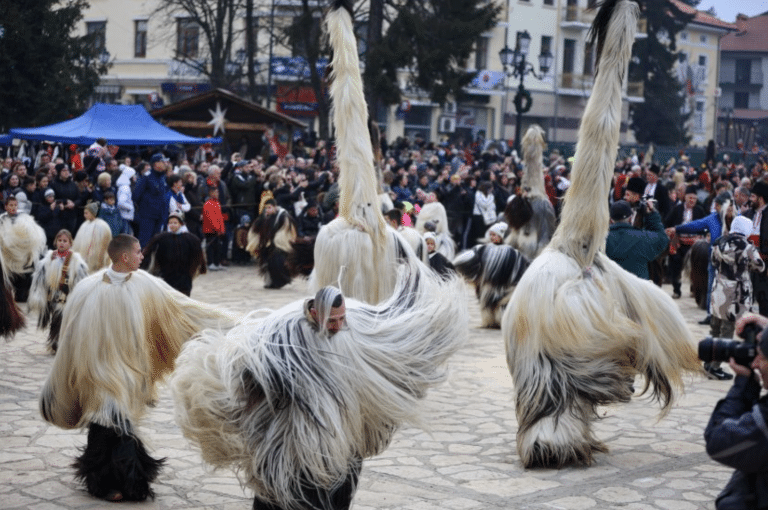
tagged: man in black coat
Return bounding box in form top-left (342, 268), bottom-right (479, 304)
top-left (665, 185), bottom-right (706, 299)
top-left (750, 181), bottom-right (768, 315)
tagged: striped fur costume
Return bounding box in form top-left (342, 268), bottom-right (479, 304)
top-left (454, 243), bottom-right (529, 328)
top-left (502, 0), bottom-right (701, 469)
top-left (170, 262), bottom-right (468, 509)
top-left (0, 211), bottom-right (46, 302)
top-left (0, 247), bottom-right (25, 339)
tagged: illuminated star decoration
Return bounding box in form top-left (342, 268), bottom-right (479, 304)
top-left (207, 101), bottom-right (228, 136)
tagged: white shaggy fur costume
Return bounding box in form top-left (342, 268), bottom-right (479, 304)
top-left (40, 267), bottom-right (237, 501)
top-left (309, 0), bottom-right (419, 305)
top-left (0, 211), bottom-right (46, 302)
top-left (502, 0), bottom-right (700, 469)
top-left (504, 125), bottom-right (556, 260)
top-left (416, 200), bottom-right (456, 260)
top-left (72, 217), bottom-right (112, 273)
top-left (28, 249), bottom-right (88, 352)
top-left (170, 263), bottom-right (468, 509)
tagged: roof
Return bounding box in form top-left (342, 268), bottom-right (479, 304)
top-left (721, 13), bottom-right (768, 53)
top-left (669, 0), bottom-right (737, 32)
top-left (9, 104), bottom-right (221, 146)
top-left (150, 88), bottom-right (306, 132)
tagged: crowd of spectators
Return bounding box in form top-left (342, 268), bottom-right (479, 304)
top-left (1, 135), bottom-right (766, 273)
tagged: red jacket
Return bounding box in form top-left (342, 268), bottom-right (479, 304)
top-left (202, 199), bottom-right (226, 234)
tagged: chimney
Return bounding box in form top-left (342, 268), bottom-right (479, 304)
top-left (736, 13), bottom-right (748, 33)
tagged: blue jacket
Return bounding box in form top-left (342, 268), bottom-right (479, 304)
top-left (133, 169), bottom-right (168, 221)
top-left (675, 211), bottom-right (723, 248)
top-left (605, 210), bottom-right (668, 279)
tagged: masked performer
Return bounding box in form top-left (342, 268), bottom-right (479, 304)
top-left (309, 0), bottom-right (421, 305)
top-left (28, 229), bottom-right (88, 353)
top-left (72, 201), bottom-right (112, 273)
top-left (0, 195), bottom-right (47, 302)
top-left (247, 199), bottom-right (297, 289)
top-left (39, 234), bottom-right (236, 502)
top-left (454, 222), bottom-right (529, 328)
top-left (170, 262), bottom-right (467, 510)
top-left (504, 125), bottom-right (557, 260)
top-left (503, 0), bottom-right (700, 469)
top-left (141, 212), bottom-right (207, 296)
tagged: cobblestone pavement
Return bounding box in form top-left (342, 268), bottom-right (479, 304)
top-left (0, 265), bottom-right (733, 509)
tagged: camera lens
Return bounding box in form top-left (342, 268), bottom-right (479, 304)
top-left (698, 337), bottom-right (757, 367)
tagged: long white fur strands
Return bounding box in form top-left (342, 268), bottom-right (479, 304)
top-left (502, 0), bottom-right (700, 469)
top-left (0, 213), bottom-right (46, 275)
top-left (311, 224), bottom-right (417, 304)
top-left (520, 124), bottom-right (547, 199)
top-left (39, 269), bottom-right (238, 433)
top-left (506, 125), bottom-right (556, 260)
top-left (170, 265), bottom-right (467, 509)
top-left (416, 202), bottom-right (456, 260)
top-left (548, 0), bottom-right (637, 268)
top-left (72, 218), bottom-right (112, 273)
top-left (326, 7), bottom-right (385, 241)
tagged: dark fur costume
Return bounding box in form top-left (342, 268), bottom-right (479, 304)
top-left (453, 244), bottom-right (529, 328)
top-left (685, 239), bottom-right (709, 310)
top-left (142, 231), bottom-right (207, 296)
top-left (0, 255), bottom-right (25, 339)
top-left (74, 422), bottom-right (164, 502)
top-left (248, 208), bottom-right (297, 289)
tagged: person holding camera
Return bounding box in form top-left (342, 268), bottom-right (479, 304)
top-left (704, 313), bottom-right (768, 509)
top-left (605, 199), bottom-right (669, 280)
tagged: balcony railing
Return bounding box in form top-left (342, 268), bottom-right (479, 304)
top-left (627, 81), bottom-right (644, 98)
top-left (562, 6), bottom-right (596, 26)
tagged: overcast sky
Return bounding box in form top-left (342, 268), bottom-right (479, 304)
top-left (698, 0), bottom-right (766, 22)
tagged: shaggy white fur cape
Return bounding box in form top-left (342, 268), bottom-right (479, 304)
top-left (0, 212), bottom-right (46, 275)
top-left (416, 202), bottom-right (456, 260)
top-left (72, 218), bottom-right (112, 273)
top-left (502, 0), bottom-right (700, 469)
top-left (170, 265), bottom-right (468, 509)
top-left (40, 268), bottom-right (237, 432)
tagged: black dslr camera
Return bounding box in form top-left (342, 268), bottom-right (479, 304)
top-left (699, 323), bottom-right (762, 367)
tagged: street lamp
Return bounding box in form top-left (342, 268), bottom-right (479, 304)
top-left (499, 30), bottom-right (553, 154)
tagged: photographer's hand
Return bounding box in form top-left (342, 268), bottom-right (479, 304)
top-left (735, 313), bottom-right (768, 337)
top-left (729, 358), bottom-right (754, 379)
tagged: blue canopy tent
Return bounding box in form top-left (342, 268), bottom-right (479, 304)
top-left (9, 103), bottom-right (221, 145)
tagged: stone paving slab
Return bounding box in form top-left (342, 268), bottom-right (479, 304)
top-left (0, 265), bottom-right (732, 509)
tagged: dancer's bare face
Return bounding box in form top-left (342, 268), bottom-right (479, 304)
top-left (325, 304), bottom-right (346, 334)
top-left (124, 241), bottom-right (144, 272)
top-left (5, 200), bottom-right (17, 215)
top-left (168, 218), bottom-right (182, 233)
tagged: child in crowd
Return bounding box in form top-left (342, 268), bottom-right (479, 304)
top-left (29, 229), bottom-right (89, 353)
top-left (202, 186), bottom-right (227, 271)
top-left (424, 232), bottom-right (455, 278)
top-left (97, 191), bottom-right (125, 237)
top-left (72, 202), bottom-right (112, 273)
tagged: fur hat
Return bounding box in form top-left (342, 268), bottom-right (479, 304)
top-left (488, 222), bottom-right (508, 238)
top-left (648, 164), bottom-right (661, 175)
top-left (84, 201), bottom-right (99, 217)
top-left (44, 188), bottom-right (55, 198)
top-left (714, 192), bottom-right (731, 206)
top-left (730, 216), bottom-right (752, 237)
top-left (168, 211), bottom-right (185, 224)
top-left (626, 176), bottom-right (646, 195)
top-left (684, 185), bottom-right (698, 196)
top-left (752, 181), bottom-right (768, 201)
top-left (423, 232), bottom-right (437, 243)
top-left (610, 200), bottom-right (633, 221)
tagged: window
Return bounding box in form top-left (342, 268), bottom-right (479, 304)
top-left (177, 18), bottom-right (199, 59)
top-left (698, 54), bottom-right (707, 67)
top-left (679, 52), bottom-right (687, 64)
top-left (134, 20), bottom-right (147, 58)
top-left (734, 92), bottom-right (749, 109)
top-left (735, 59), bottom-right (752, 85)
top-left (543, 0), bottom-right (554, 5)
top-left (700, 34), bottom-right (707, 44)
top-left (474, 36), bottom-right (489, 70)
top-left (583, 40), bottom-right (595, 76)
top-left (541, 35), bottom-right (552, 55)
top-left (694, 99), bottom-right (705, 133)
top-left (86, 21), bottom-right (106, 53)
top-left (563, 39), bottom-right (575, 75)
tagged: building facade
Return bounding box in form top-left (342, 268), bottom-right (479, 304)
top-left (718, 13), bottom-right (768, 150)
top-left (670, 0), bottom-right (735, 148)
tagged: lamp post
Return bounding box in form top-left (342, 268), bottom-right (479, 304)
top-left (499, 31), bottom-right (553, 155)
